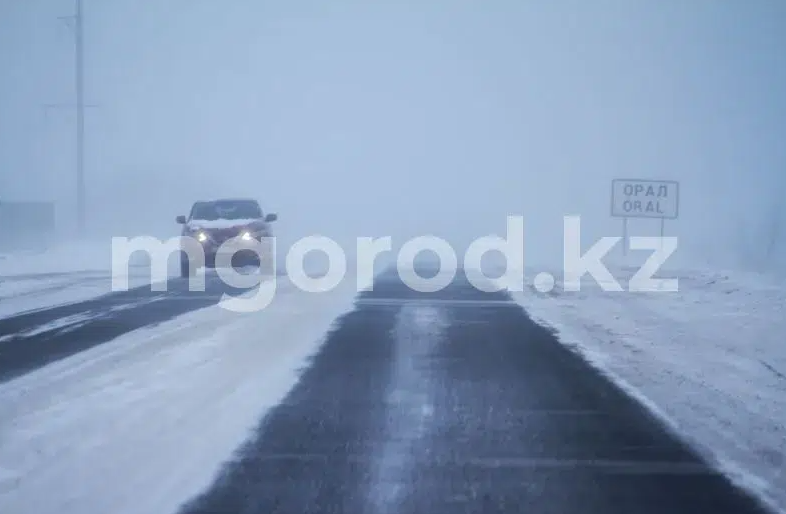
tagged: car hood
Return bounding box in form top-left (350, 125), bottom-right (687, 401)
top-left (187, 218), bottom-right (261, 230)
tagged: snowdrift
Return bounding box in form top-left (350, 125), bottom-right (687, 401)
top-left (509, 264), bottom-right (786, 514)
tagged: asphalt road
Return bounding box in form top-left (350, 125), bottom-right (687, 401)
top-left (0, 267), bottom-right (773, 513)
top-left (0, 271), bottom-right (265, 383)
top-left (176, 269), bottom-right (770, 514)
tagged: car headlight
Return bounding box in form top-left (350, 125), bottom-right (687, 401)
top-left (240, 231), bottom-right (253, 241)
top-left (196, 232), bottom-right (208, 242)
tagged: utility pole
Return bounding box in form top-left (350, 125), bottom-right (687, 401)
top-left (54, 1), bottom-right (88, 235)
top-left (75, 0), bottom-right (85, 234)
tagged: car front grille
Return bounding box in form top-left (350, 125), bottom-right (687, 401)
top-left (210, 228), bottom-right (242, 243)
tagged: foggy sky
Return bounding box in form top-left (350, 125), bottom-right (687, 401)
top-left (1, 1), bottom-right (785, 268)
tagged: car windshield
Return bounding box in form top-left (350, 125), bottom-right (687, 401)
top-left (191, 200), bottom-right (261, 221)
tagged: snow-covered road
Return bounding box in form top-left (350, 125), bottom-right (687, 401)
top-left (0, 257), bottom-right (783, 514)
top-left (0, 277), bottom-right (360, 514)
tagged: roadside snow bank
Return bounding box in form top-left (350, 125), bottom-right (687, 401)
top-left (0, 239), bottom-right (154, 277)
top-left (0, 239), bottom-right (175, 318)
top-left (508, 266), bottom-right (786, 514)
top-left (0, 272), bottom-right (159, 319)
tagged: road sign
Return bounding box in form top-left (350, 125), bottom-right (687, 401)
top-left (611, 178), bottom-right (679, 256)
top-left (611, 179), bottom-right (679, 219)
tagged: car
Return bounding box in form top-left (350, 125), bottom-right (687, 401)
top-left (176, 198), bottom-right (277, 278)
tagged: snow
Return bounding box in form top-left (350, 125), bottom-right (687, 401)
top-left (5, 238), bottom-right (783, 512)
top-left (0, 275), bottom-right (361, 514)
top-left (0, 271), bottom-right (161, 319)
top-left (0, 235), bottom-right (374, 318)
top-left (505, 264), bottom-right (786, 514)
top-left (187, 218), bottom-right (259, 230)
top-left (0, 239), bottom-right (169, 317)
top-left (0, 313), bottom-right (95, 343)
top-left (0, 239), bottom-right (146, 277)
top-left (370, 303), bottom-right (448, 511)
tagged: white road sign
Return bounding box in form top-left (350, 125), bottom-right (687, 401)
top-left (611, 179), bottom-right (679, 219)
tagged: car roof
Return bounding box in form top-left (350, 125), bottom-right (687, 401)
top-left (195, 198), bottom-right (260, 205)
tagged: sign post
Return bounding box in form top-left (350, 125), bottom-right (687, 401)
top-left (611, 179), bottom-right (680, 254)
top-left (622, 218), bottom-right (628, 256)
